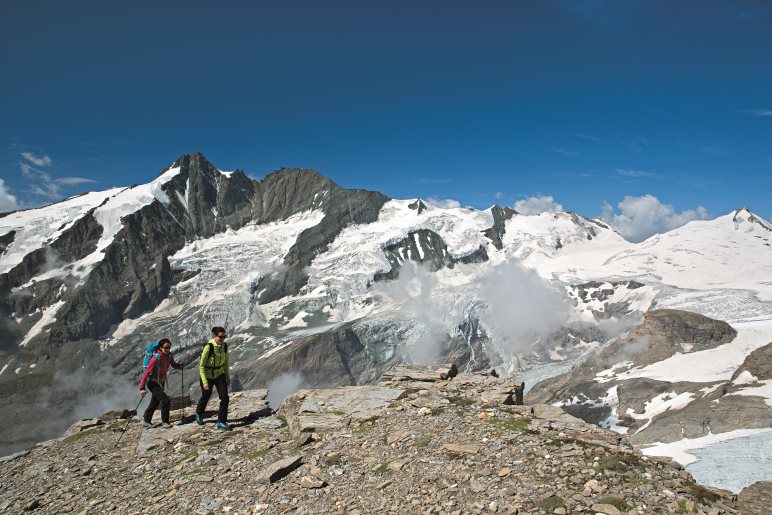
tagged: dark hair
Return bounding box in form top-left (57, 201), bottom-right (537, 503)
top-left (211, 327), bottom-right (226, 336)
top-left (158, 338), bottom-right (171, 346)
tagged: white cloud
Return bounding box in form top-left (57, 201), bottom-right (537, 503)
top-left (601, 194), bottom-right (711, 242)
top-left (616, 168), bottom-right (657, 178)
top-left (514, 195), bottom-right (564, 215)
top-left (425, 197), bottom-right (461, 209)
top-left (18, 153), bottom-right (95, 201)
top-left (549, 147), bottom-right (579, 156)
top-left (0, 179), bottom-right (22, 213)
top-left (21, 152), bottom-right (53, 167)
top-left (745, 109), bottom-right (772, 117)
top-left (56, 177), bottom-right (96, 186)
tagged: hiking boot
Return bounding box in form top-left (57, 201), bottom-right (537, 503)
top-left (161, 423), bottom-right (173, 429)
top-left (216, 422), bottom-right (232, 431)
top-left (142, 420), bottom-right (156, 428)
top-left (195, 413), bottom-right (204, 426)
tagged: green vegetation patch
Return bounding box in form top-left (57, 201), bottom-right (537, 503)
top-left (446, 395), bottom-right (475, 407)
top-left (396, 388), bottom-right (420, 400)
top-left (324, 453), bottom-right (343, 466)
top-left (414, 436), bottom-right (431, 447)
top-left (373, 463), bottom-right (392, 476)
top-left (485, 417), bottom-right (529, 432)
top-left (599, 496), bottom-right (629, 511)
top-left (535, 496), bottom-right (565, 512)
top-left (353, 421), bottom-right (374, 434)
top-left (687, 482), bottom-right (720, 505)
top-left (245, 448), bottom-right (270, 460)
top-left (65, 428), bottom-right (104, 443)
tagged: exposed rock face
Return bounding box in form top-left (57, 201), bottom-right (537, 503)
top-left (373, 229), bottom-right (488, 282)
top-left (0, 376), bottom-right (758, 514)
top-left (482, 205), bottom-right (517, 250)
top-left (528, 309), bottom-right (760, 444)
top-left (238, 328), bottom-right (368, 389)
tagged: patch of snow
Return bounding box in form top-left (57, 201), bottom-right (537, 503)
top-left (626, 391), bottom-right (695, 434)
top-left (283, 311), bottom-right (310, 329)
top-left (0, 364), bottom-right (8, 376)
top-left (732, 370), bottom-right (758, 385)
top-left (20, 300), bottom-right (64, 346)
top-left (726, 379), bottom-right (772, 407)
top-left (0, 188), bottom-right (125, 274)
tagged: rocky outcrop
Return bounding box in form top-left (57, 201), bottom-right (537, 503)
top-left (373, 229), bottom-right (489, 282)
top-left (482, 205), bottom-right (517, 250)
top-left (528, 309), bottom-right (751, 443)
top-left (0, 376), bottom-right (757, 514)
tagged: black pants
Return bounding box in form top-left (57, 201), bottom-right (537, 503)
top-left (196, 374), bottom-right (229, 423)
top-left (143, 379), bottom-right (170, 424)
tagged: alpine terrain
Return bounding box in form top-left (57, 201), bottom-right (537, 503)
top-left (1, 153), bottom-right (770, 496)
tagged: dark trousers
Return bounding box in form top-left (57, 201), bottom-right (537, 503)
top-left (196, 374), bottom-right (229, 423)
top-left (143, 379), bottom-right (170, 424)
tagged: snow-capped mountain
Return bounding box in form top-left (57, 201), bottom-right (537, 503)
top-left (1, 153), bottom-right (771, 491)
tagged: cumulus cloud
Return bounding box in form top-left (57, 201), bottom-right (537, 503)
top-left (601, 194), bottom-right (711, 242)
top-left (21, 152), bottom-right (53, 167)
top-left (514, 195), bottom-right (564, 215)
top-left (0, 179), bottom-right (22, 213)
top-left (425, 197), bottom-right (461, 209)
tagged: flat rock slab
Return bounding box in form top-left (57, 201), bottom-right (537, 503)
top-left (280, 386), bottom-right (404, 434)
top-left (257, 455), bottom-right (302, 484)
top-left (442, 443), bottom-right (480, 455)
top-left (136, 423), bottom-right (201, 456)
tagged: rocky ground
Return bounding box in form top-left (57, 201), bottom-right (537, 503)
top-left (0, 370), bottom-right (768, 514)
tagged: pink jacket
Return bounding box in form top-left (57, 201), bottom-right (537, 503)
top-left (140, 352), bottom-right (182, 391)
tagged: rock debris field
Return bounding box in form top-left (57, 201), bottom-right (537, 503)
top-left (1, 370), bottom-right (769, 514)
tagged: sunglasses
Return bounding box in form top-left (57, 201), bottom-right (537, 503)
top-left (161, 345), bottom-right (171, 350)
top-left (217, 334), bottom-right (227, 339)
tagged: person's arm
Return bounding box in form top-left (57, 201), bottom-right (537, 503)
top-left (140, 355), bottom-right (156, 393)
top-left (199, 345), bottom-right (209, 385)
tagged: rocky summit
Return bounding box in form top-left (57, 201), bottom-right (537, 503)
top-left (0, 368), bottom-right (768, 514)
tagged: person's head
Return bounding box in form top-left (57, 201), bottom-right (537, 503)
top-left (158, 338), bottom-right (171, 354)
top-left (211, 327), bottom-right (227, 343)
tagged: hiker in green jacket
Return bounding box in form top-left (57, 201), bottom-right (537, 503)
top-left (194, 326), bottom-right (231, 430)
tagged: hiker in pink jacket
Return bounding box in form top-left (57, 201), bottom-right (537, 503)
top-left (139, 339), bottom-right (183, 428)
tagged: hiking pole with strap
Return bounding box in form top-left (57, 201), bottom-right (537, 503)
top-left (115, 395), bottom-right (144, 448)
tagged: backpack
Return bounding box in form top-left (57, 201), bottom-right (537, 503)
top-left (142, 342), bottom-right (161, 374)
top-left (203, 340), bottom-right (228, 371)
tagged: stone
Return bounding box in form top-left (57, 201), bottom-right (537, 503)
top-left (418, 407), bottom-right (432, 416)
top-left (591, 504), bottom-right (622, 515)
top-left (443, 443), bottom-right (480, 455)
top-left (256, 455), bottom-right (302, 484)
top-left (299, 477), bottom-right (327, 489)
top-left (498, 467), bottom-right (512, 477)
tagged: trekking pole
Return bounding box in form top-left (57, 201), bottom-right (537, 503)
top-left (115, 396), bottom-right (144, 448)
top-left (178, 367), bottom-right (186, 425)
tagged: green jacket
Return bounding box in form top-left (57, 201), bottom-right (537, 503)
top-left (199, 339), bottom-right (229, 383)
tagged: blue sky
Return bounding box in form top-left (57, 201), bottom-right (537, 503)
top-left (1, 1), bottom-right (771, 240)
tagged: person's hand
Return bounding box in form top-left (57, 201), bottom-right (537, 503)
top-left (140, 389), bottom-right (146, 398)
top-left (203, 383), bottom-right (210, 390)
